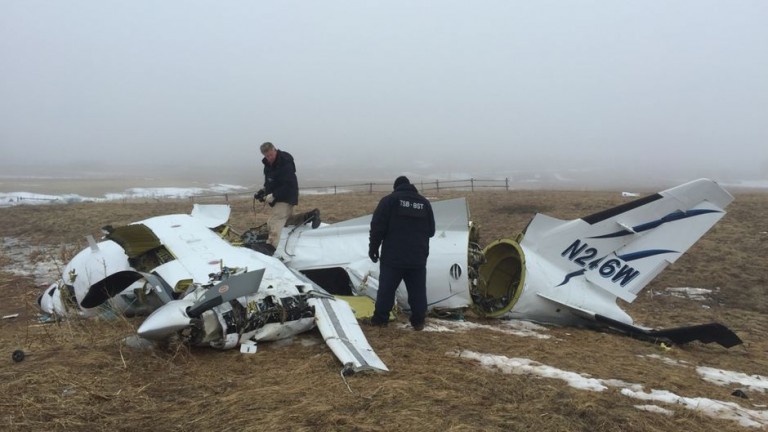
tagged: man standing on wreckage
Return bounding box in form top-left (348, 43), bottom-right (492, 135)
top-left (253, 141), bottom-right (320, 255)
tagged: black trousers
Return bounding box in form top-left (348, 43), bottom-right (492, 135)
top-left (372, 263), bottom-right (427, 326)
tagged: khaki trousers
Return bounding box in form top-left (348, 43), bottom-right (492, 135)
top-left (267, 202), bottom-right (294, 247)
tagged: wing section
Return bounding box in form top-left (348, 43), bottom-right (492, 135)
top-left (310, 296), bottom-right (389, 373)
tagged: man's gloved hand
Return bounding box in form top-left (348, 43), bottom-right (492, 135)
top-left (368, 245), bottom-right (379, 263)
top-left (254, 189), bottom-right (266, 202)
top-left (265, 193), bottom-right (275, 204)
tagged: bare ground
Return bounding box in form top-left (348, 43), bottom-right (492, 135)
top-left (1, 189), bottom-right (767, 431)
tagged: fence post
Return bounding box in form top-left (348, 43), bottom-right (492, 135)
top-left (471, 178), bottom-right (475, 192)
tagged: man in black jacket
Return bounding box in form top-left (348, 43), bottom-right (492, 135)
top-left (254, 142), bottom-right (299, 253)
top-left (367, 176), bottom-right (435, 330)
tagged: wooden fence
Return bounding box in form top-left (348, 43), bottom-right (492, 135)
top-left (194, 178), bottom-right (513, 202)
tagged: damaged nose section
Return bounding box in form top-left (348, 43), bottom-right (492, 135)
top-left (137, 299), bottom-right (194, 340)
top-left (138, 270), bottom-right (266, 342)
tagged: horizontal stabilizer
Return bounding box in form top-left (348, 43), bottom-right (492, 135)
top-left (594, 314), bottom-right (742, 349)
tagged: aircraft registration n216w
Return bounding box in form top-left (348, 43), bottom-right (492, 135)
top-left (38, 178), bottom-right (741, 372)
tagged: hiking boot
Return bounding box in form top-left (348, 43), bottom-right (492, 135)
top-left (412, 322), bottom-right (425, 331)
top-left (361, 317), bottom-right (388, 328)
top-left (310, 208), bottom-right (321, 229)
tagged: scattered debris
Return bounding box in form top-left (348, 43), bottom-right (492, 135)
top-left (240, 341), bottom-right (258, 354)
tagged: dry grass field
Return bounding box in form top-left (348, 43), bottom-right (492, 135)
top-left (1, 188), bottom-right (767, 431)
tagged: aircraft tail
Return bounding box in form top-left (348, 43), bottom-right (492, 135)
top-left (522, 178), bottom-right (733, 303)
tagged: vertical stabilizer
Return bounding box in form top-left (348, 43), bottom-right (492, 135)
top-left (523, 179), bottom-right (733, 303)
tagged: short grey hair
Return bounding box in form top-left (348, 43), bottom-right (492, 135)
top-left (260, 142), bottom-right (275, 154)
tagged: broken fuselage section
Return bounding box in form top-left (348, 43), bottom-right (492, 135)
top-left (279, 180), bottom-right (741, 348)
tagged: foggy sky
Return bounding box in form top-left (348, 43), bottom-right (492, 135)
top-left (2, 1), bottom-right (767, 184)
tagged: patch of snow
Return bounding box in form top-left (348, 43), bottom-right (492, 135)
top-left (621, 388), bottom-right (768, 428)
top-left (1, 184), bottom-right (249, 207)
top-left (665, 287), bottom-right (716, 301)
top-left (1, 237), bottom-right (64, 285)
top-left (453, 349), bottom-right (768, 429)
top-left (640, 354), bottom-right (690, 367)
top-left (697, 367), bottom-right (768, 393)
top-left (415, 319), bottom-right (550, 339)
top-left (634, 405), bottom-right (674, 415)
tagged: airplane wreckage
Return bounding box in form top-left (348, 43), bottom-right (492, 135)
top-left (37, 178), bottom-right (742, 373)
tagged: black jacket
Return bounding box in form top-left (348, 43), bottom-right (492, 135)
top-left (262, 150), bottom-right (299, 206)
top-left (369, 183), bottom-right (435, 268)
